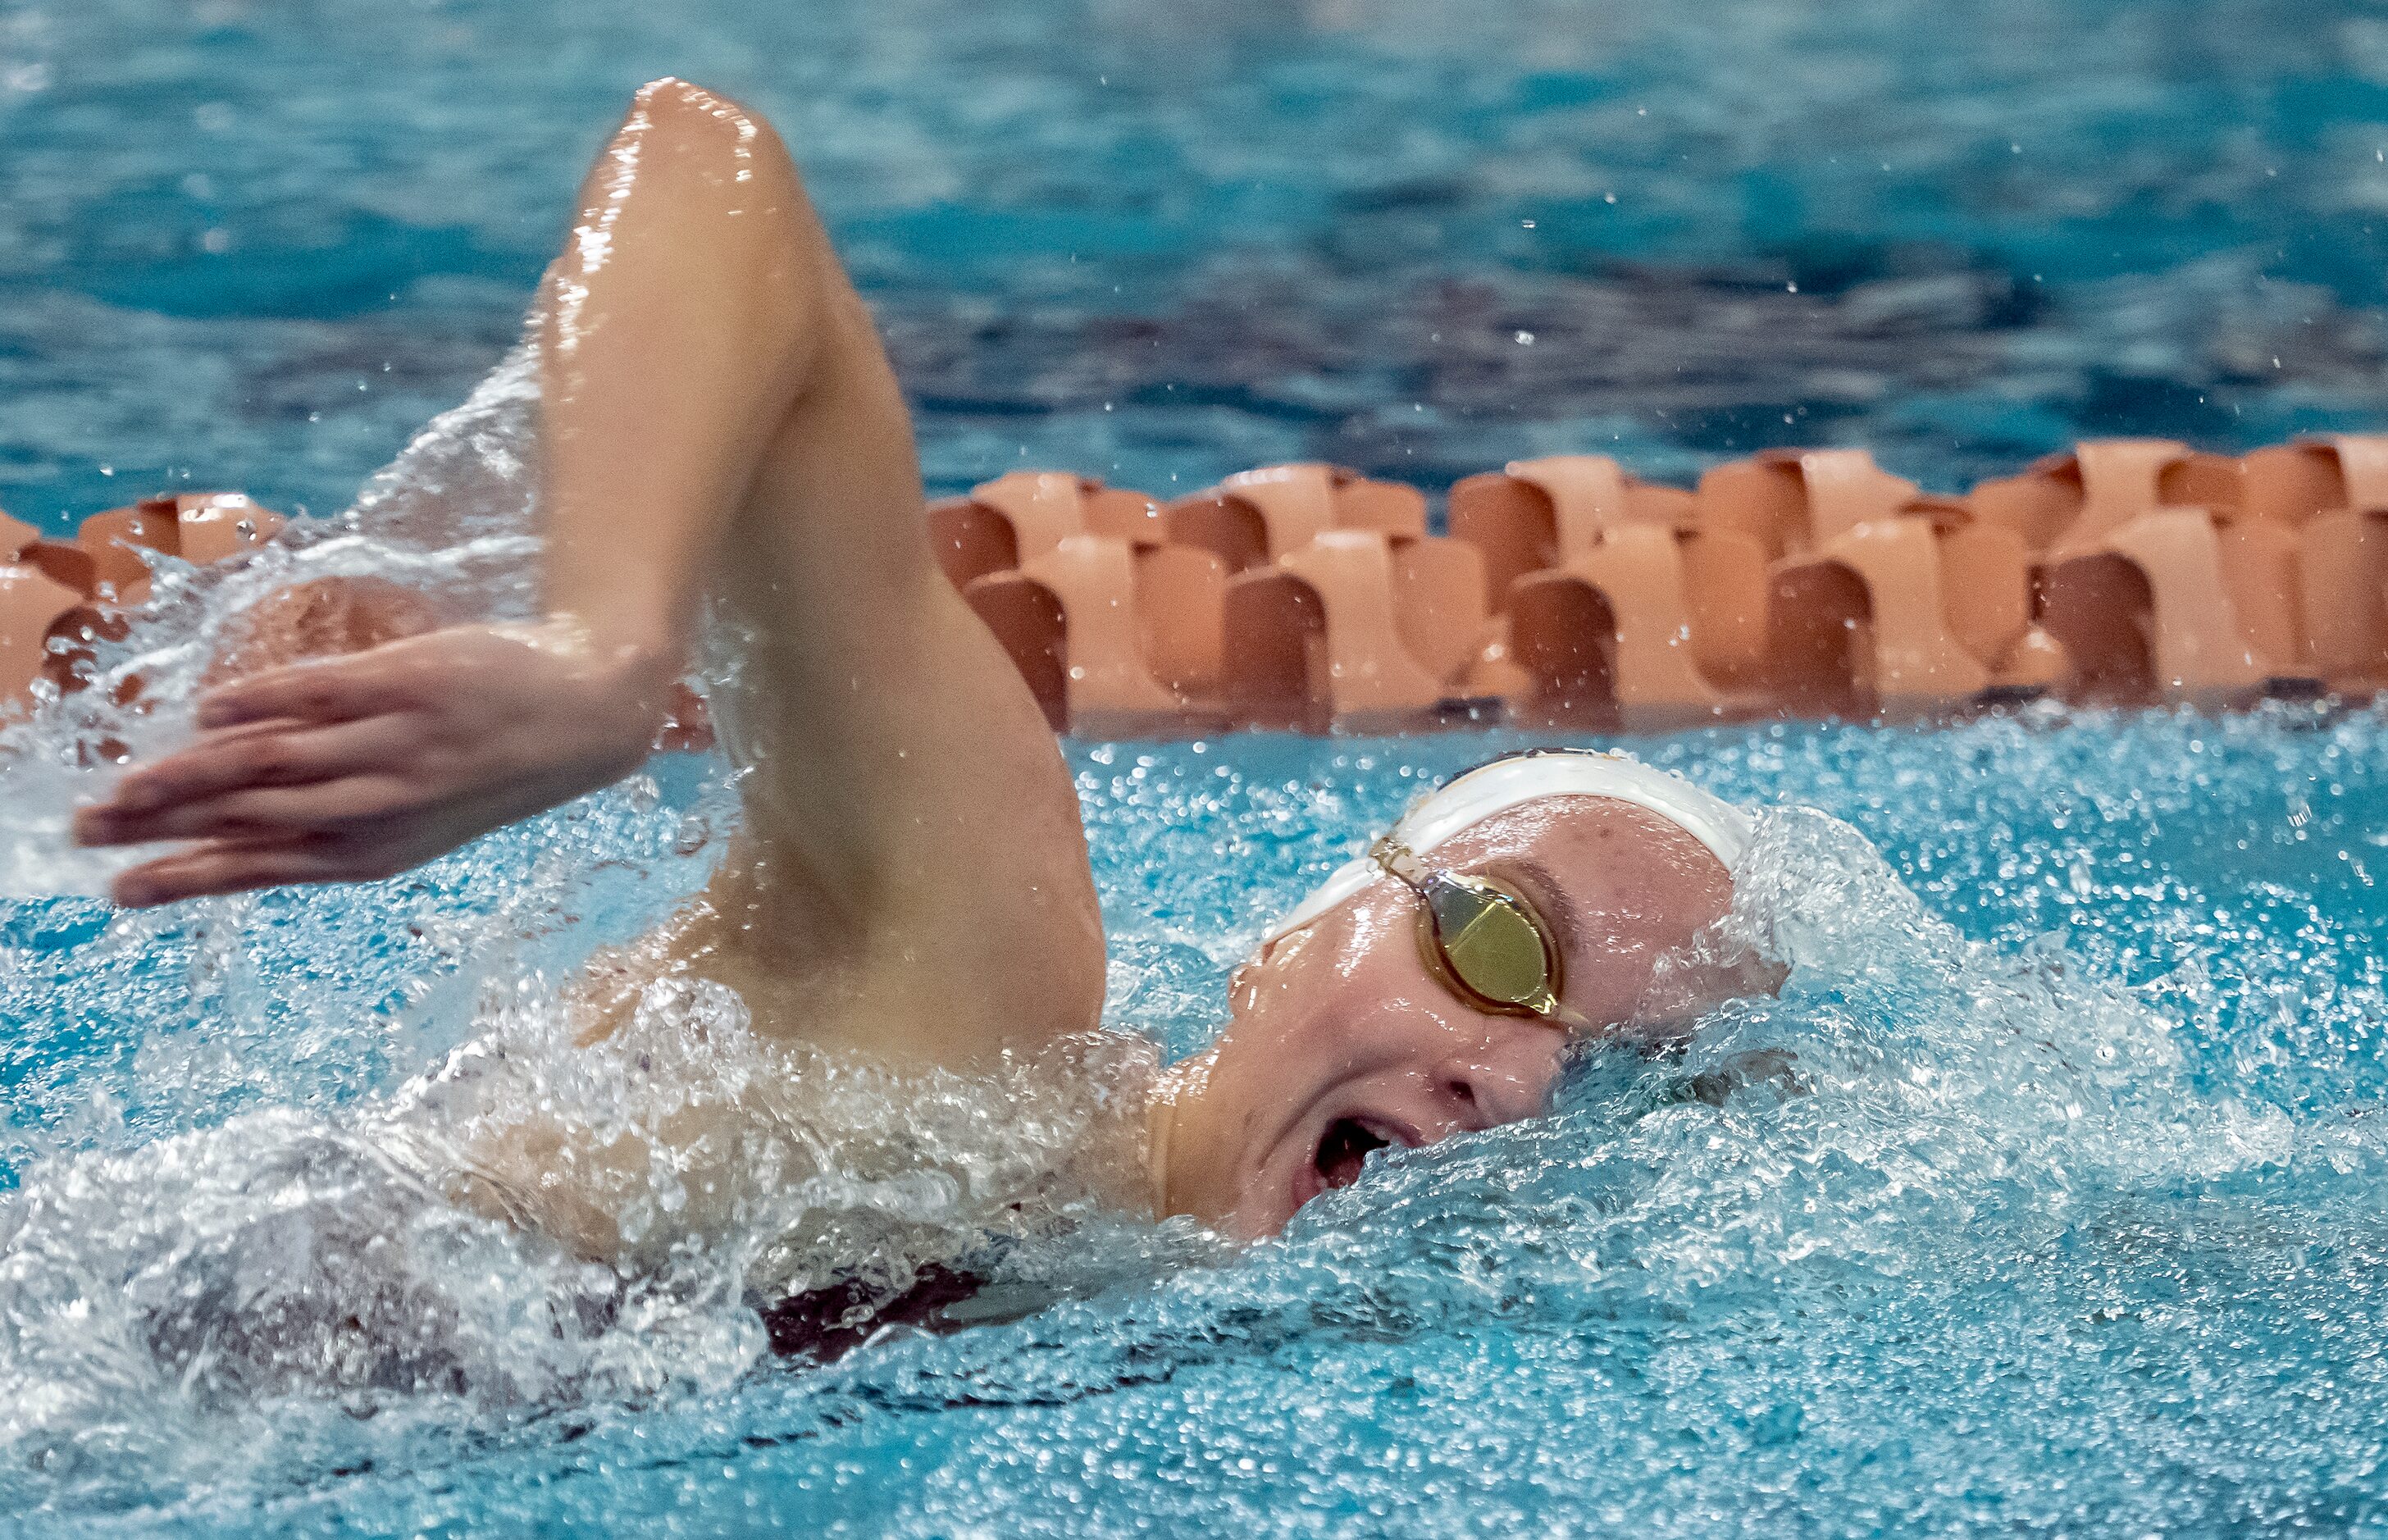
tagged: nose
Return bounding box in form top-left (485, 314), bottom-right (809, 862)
top-left (1436, 1038), bottom-right (1562, 1131)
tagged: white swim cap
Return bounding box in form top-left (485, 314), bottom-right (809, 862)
top-left (1265, 749), bottom-right (1752, 941)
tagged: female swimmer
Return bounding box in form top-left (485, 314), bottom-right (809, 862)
top-left (71, 80), bottom-right (1771, 1287)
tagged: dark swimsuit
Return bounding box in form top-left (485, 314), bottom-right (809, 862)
top-left (757, 1261), bottom-right (996, 1362)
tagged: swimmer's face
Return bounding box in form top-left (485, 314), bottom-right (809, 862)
top-left (1157, 796), bottom-right (1752, 1241)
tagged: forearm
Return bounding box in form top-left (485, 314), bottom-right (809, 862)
top-left (535, 79), bottom-right (830, 672)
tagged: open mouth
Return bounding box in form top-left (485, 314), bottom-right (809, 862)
top-left (1314, 1118), bottom-right (1395, 1191)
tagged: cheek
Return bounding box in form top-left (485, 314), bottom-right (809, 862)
top-left (1295, 954), bottom-right (1482, 1083)
top-left (1281, 896), bottom-right (1436, 1008)
top-left (1257, 893), bottom-right (1517, 1072)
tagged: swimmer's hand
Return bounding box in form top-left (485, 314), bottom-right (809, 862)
top-left (73, 622), bottom-right (673, 906)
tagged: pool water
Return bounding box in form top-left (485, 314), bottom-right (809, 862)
top-left (12, 652), bottom-right (2388, 1534)
top-left (8, 0), bottom-right (2388, 525)
top-left (7, 0), bottom-right (2388, 1534)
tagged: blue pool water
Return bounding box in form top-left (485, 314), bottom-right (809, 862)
top-left (8, 0), bottom-right (2388, 526)
top-left (7, 1), bottom-right (2388, 1535)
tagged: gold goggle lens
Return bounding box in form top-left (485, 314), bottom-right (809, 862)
top-left (1420, 875), bottom-right (1560, 1015)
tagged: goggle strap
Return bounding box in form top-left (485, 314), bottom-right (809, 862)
top-left (1369, 834), bottom-right (1429, 888)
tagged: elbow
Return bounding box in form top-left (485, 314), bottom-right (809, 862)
top-left (626, 77), bottom-right (795, 193)
top-left (612, 77), bottom-right (828, 330)
top-left (631, 77), bottom-right (752, 137)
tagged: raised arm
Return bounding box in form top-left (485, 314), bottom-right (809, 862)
top-left (77, 80), bottom-right (1105, 1067)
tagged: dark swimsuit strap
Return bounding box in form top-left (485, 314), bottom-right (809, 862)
top-left (758, 1260), bottom-right (996, 1363)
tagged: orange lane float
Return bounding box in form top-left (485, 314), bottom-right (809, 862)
top-left (1976, 440), bottom-right (2288, 705)
top-left (968, 535), bottom-right (1210, 737)
top-left (1223, 530), bottom-right (1460, 733)
top-left (949, 438), bottom-right (2388, 733)
top-left (0, 492), bottom-right (286, 721)
top-left (1205, 466), bottom-right (1503, 733)
top-left (1752, 453), bottom-right (2007, 718)
top-left (1456, 454), bottom-right (1760, 728)
top-left (1167, 462), bottom-right (1429, 572)
top-left (945, 472), bottom-right (1233, 736)
top-left (79, 492), bottom-right (284, 605)
top-left (12, 435), bottom-right (2388, 734)
top-left (927, 470), bottom-right (1166, 590)
top-left (957, 462), bottom-right (1500, 735)
top-left (2242, 436), bottom-right (2388, 693)
top-left (1449, 454), bottom-right (1696, 604)
top-left (1, 522), bottom-right (84, 709)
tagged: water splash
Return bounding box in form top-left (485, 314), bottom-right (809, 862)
top-left (0, 333), bottom-right (1195, 1517)
top-left (0, 340), bottom-right (551, 900)
top-left (7, 695), bottom-right (2388, 1529)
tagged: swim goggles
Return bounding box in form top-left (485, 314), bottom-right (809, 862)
top-left (1369, 833), bottom-right (1588, 1031)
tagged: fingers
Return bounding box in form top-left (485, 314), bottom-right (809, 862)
top-left (75, 718), bottom-right (412, 846)
top-left (112, 837), bottom-right (367, 908)
top-left (82, 772), bottom-right (421, 848)
top-left (194, 652), bottom-right (407, 731)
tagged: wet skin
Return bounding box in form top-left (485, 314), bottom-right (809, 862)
top-left (1152, 795), bottom-right (1746, 1241)
top-left (70, 77), bottom-right (1760, 1260)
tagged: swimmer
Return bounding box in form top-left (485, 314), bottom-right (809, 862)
top-left (71, 80), bottom-right (1771, 1284)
